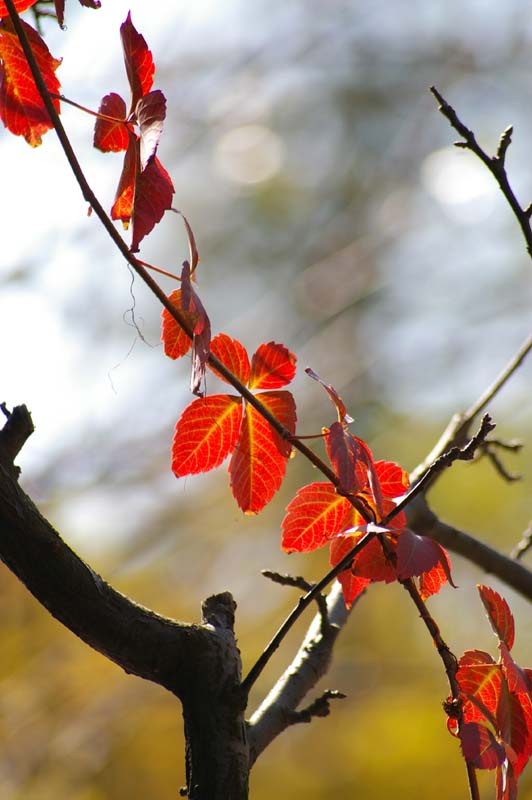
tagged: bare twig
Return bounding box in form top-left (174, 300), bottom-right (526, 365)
top-left (430, 86), bottom-right (532, 256)
top-left (286, 689), bottom-right (346, 724)
top-left (261, 570), bottom-right (329, 624)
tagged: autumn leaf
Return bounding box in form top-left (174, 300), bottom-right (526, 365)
top-left (161, 288), bottom-right (198, 359)
top-left (180, 260), bottom-right (211, 395)
top-left (325, 421), bottom-right (377, 497)
top-left (0, 0), bottom-right (37, 18)
top-left (93, 92), bottom-right (129, 152)
top-left (230, 390), bottom-right (296, 513)
top-left (111, 134), bottom-right (174, 252)
top-left (329, 534), bottom-right (371, 608)
top-left (395, 529), bottom-right (454, 586)
top-left (210, 333), bottom-right (251, 385)
top-left (282, 482), bottom-right (351, 553)
top-left (478, 584), bottom-right (515, 651)
top-left (305, 367), bottom-right (353, 423)
top-left (172, 395), bottom-right (242, 476)
top-left (136, 88), bottom-right (166, 169)
top-left (249, 341), bottom-right (296, 389)
top-left (0, 17), bottom-right (61, 146)
top-left (120, 11), bottom-right (154, 113)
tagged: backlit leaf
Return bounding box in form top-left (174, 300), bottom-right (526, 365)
top-left (325, 422), bottom-right (376, 497)
top-left (329, 534), bottom-right (371, 608)
top-left (248, 341), bottom-right (296, 390)
top-left (180, 261), bottom-right (211, 395)
top-left (419, 558), bottom-right (453, 600)
top-left (130, 153), bottom-right (174, 252)
top-left (0, 0), bottom-right (37, 18)
top-left (111, 133), bottom-right (136, 223)
top-left (230, 390), bottom-right (296, 513)
top-left (282, 482), bottom-right (350, 553)
top-left (500, 643), bottom-right (531, 695)
top-left (374, 460), bottom-right (410, 498)
top-left (350, 533), bottom-right (398, 583)
top-left (459, 722), bottom-right (506, 769)
top-left (0, 18), bottom-right (61, 146)
top-left (210, 333), bottom-right (251, 385)
top-left (120, 12), bottom-right (154, 113)
top-left (172, 394), bottom-right (242, 476)
top-left (161, 288), bottom-right (197, 359)
top-left (136, 88), bottom-right (166, 169)
top-left (478, 585), bottom-right (515, 651)
top-left (93, 92), bottom-right (129, 152)
top-left (396, 529), bottom-right (454, 587)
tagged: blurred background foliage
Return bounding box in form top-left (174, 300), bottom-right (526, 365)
top-left (1, 0), bottom-right (532, 797)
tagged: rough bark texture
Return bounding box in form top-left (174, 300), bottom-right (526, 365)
top-left (0, 406), bottom-right (250, 799)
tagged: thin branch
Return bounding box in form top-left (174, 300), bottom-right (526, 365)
top-left (430, 86), bottom-right (532, 256)
top-left (261, 570), bottom-right (329, 622)
top-left (248, 581), bottom-right (353, 764)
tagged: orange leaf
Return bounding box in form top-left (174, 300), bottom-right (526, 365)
top-left (210, 333), bottom-right (250, 385)
top-left (111, 132), bottom-right (136, 223)
top-left (282, 482), bottom-right (351, 553)
top-left (374, 460), bottom-right (410, 497)
top-left (120, 12), bottom-right (154, 113)
top-left (230, 390), bottom-right (296, 513)
top-left (161, 288), bottom-right (197, 359)
top-left (419, 558), bottom-right (452, 600)
top-left (0, 18), bottom-right (61, 146)
top-left (93, 92), bottom-right (129, 152)
top-left (478, 585), bottom-right (515, 651)
top-left (248, 341), bottom-right (296, 390)
top-left (172, 395), bottom-right (242, 476)
top-left (0, 0), bottom-right (37, 18)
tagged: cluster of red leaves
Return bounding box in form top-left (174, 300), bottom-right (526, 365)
top-left (162, 298), bottom-right (297, 512)
top-left (448, 585), bottom-right (532, 798)
top-left (93, 13), bottom-right (174, 252)
top-left (282, 371), bottom-right (454, 607)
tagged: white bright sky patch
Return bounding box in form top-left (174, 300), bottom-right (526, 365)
top-left (214, 124), bottom-right (284, 184)
top-left (422, 147), bottom-right (497, 206)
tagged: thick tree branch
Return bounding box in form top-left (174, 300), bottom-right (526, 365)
top-left (0, 407), bottom-right (248, 800)
top-left (248, 581), bottom-right (353, 765)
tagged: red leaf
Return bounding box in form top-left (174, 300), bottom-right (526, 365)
top-left (120, 12), bottom-right (154, 113)
top-left (111, 132), bottom-right (136, 223)
top-left (93, 92), bottom-right (129, 152)
top-left (459, 721), bottom-right (506, 769)
top-left (305, 367), bottom-right (352, 423)
top-left (180, 261), bottom-right (211, 395)
top-left (374, 460), bottom-right (410, 498)
top-left (172, 395), bottom-right (242, 477)
top-left (0, 18), bottom-right (61, 146)
top-left (325, 422), bottom-right (376, 497)
top-left (161, 288), bottom-right (197, 359)
top-left (135, 88), bottom-right (166, 169)
top-left (248, 341), bottom-right (296, 390)
top-left (500, 643), bottom-right (531, 695)
top-left (419, 557), bottom-right (453, 600)
top-left (478, 585), bottom-right (515, 651)
top-left (230, 390), bottom-right (296, 513)
top-left (130, 153), bottom-right (174, 252)
top-left (329, 534), bottom-right (370, 608)
top-left (210, 333), bottom-right (251, 385)
top-left (350, 534), bottom-right (398, 584)
top-left (458, 650), bottom-right (501, 720)
top-left (396, 529), bottom-right (453, 584)
top-left (0, 0), bottom-right (37, 17)
top-left (79, 0), bottom-right (101, 8)
top-left (282, 482), bottom-right (351, 553)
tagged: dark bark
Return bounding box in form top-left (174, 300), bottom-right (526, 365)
top-left (0, 406), bottom-right (249, 799)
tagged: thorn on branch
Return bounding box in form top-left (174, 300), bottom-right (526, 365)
top-left (287, 689), bottom-right (347, 726)
top-left (261, 570), bottom-right (330, 626)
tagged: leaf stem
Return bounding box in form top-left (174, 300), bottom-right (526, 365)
top-left (49, 92), bottom-right (127, 125)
